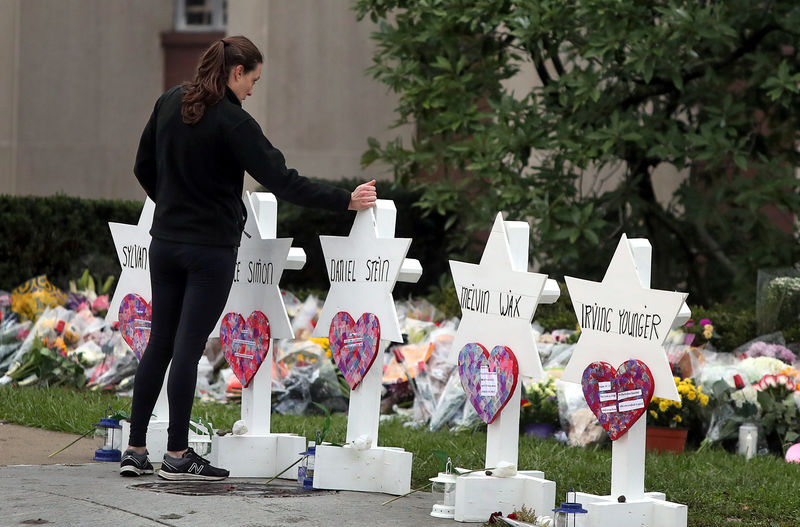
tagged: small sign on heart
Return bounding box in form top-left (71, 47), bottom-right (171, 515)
top-left (220, 311), bottom-right (271, 388)
top-left (458, 343), bottom-right (519, 425)
top-left (118, 293), bottom-right (151, 360)
top-left (329, 312), bottom-right (380, 390)
top-left (582, 359), bottom-right (655, 441)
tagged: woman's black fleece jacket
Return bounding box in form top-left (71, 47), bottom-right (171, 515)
top-left (133, 86), bottom-right (351, 247)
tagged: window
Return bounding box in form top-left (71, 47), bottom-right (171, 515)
top-left (175, 0), bottom-right (227, 32)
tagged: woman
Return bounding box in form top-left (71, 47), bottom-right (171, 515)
top-left (120, 36), bottom-right (376, 481)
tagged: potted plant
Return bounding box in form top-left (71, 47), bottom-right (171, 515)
top-left (519, 376), bottom-right (560, 439)
top-left (646, 376), bottom-right (710, 453)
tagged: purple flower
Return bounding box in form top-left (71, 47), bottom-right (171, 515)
top-left (699, 318), bottom-right (712, 326)
top-left (746, 341), bottom-right (797, 364)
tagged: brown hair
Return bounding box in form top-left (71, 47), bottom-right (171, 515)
top-left (181, 35), bottom-right (263, 124)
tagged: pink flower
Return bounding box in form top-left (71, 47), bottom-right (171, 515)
top-left (92, 295), bottom-right (109, 313)
top-left (699, 318), bottom-right (712, 326)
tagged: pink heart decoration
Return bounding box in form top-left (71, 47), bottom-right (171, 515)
top-left (329, 312), bottom-right (381, 390)
top-left (458, 343), bottom-right (519, 424)
top-left (582, 359), bottom-right (655, 441)
top-left (220, 311), bottom-right (271, 388)
top-left (118, 293), bottom-right (151, 360)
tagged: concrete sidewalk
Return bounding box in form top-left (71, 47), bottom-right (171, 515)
top-left (0, 425), bottom-right (451, 527)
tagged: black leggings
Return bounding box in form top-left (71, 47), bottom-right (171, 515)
top-left (128, 238), bottom-right (237, 452)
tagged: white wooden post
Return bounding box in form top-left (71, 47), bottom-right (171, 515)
top-left (483, 221), bottom-right (527, 468)
top-left (561, 235), bottom-right (689, 527)
top-left (449, 213), bottom-right (557, 522)
top-left (608, 240), bottom-right (650, 500)
top-left (311, 200), bottom-right (420, 495)
top-left (209, 193), bottom-right (307, 478)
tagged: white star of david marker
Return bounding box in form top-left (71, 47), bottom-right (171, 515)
top-left (106, 198), bottom-right (155, 324)
top-left (561, 234), bottom-right (688, 401)
top-left (211, 192), bottom-right (296, 339)
top-left (312, 206), bottom-right (411, 343)
top-left (447, 213), bottom-right (550, 378)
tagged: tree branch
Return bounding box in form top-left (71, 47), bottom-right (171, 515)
top-left (621, 23), bottom-right (781, 110)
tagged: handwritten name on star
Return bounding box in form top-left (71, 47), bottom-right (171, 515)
top-left (329, 257), bottom-right (392, 283)
top-left (458, 285), bottom-right (530, 320)
top-left (122, 244), bottom-right (148, 270)
top-left (232, 258), bottom-right (276, 285)
top-left (580, 302), bottom-right (663, 341)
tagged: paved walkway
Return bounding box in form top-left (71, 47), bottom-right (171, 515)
top-left (0, 424), bottom-right (450, 527)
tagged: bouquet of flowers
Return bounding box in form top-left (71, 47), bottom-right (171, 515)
top-left (648, 377), bottom-right (710, 429)
top-left (752, 373), bottom-right (800, 453)
top-left (683, 318), bottom-right (717, 347)
top-left (520, 376), bottom-right (560, 429)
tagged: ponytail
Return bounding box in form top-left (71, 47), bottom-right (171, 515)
top-left (181, 36), bottom-right (263, 124)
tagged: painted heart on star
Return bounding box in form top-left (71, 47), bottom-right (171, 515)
top-left (329, 312), bottom-right (381, 390)
top-left (220, 311), bottom-right (271, 388)
top-left (458, 343), bottom-right (519, 424)
top-left (582, 359), bottom-right (655, 441)
top-left (118, 293), bottom-right (151, 360)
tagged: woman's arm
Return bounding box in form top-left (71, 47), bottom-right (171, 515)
top-left (228, 118), bottom-right (375, 211)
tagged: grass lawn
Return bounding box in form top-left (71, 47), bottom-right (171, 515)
top-left (1, 385), bottom-right (798, 526)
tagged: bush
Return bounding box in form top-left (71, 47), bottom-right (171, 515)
top-left (0, 195), bottom-right (141, 293)
top-left (0, 183), bottom-right (451, 297)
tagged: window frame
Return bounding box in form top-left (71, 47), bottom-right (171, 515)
top-left (174, 0), bottom-right (226, 32)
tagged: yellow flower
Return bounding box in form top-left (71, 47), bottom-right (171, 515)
top-left (687, 391), bottom-right (697, 401)
top-left (673, 376), bottom-right (681, 383)
top-left (650, 410), bottom-right (658, 418)
top-left (674, 400), bottom-right (682, 409)
top-left (703, 324), bottom-right (713, 339)
top-left (699, 394), bottom-right (709, 406)
top-left (659, 401), bottom-right (669, 412)
top-left (678, 385), bottom-right (689, 395)
top-left (673, 415), bottom-right (682, 423)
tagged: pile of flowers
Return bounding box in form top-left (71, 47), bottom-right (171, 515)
top-left (648, 377), bottom-right (710, 429)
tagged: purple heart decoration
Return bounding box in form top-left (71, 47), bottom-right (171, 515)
top-left (220, 311), bottom-right (271, 388)
top-left (118, 293), bottom-right (151, 360)
top-left (458, 343), bottom-right (519, 424)
top-left (329, 312), bottom-right (381, 390)
top-left (582, 359), bottom-right (655, 441)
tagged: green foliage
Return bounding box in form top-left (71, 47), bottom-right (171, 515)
top-left (0, 195), bottom-right (141, 293)
top-left (355, 0), bottom-right (800, 305)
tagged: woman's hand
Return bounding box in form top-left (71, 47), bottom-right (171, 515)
top-left (348, 179), bottom-right (377, 211)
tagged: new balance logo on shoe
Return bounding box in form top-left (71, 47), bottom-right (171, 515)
top-left (157, 447), bottom-right (229, 481)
